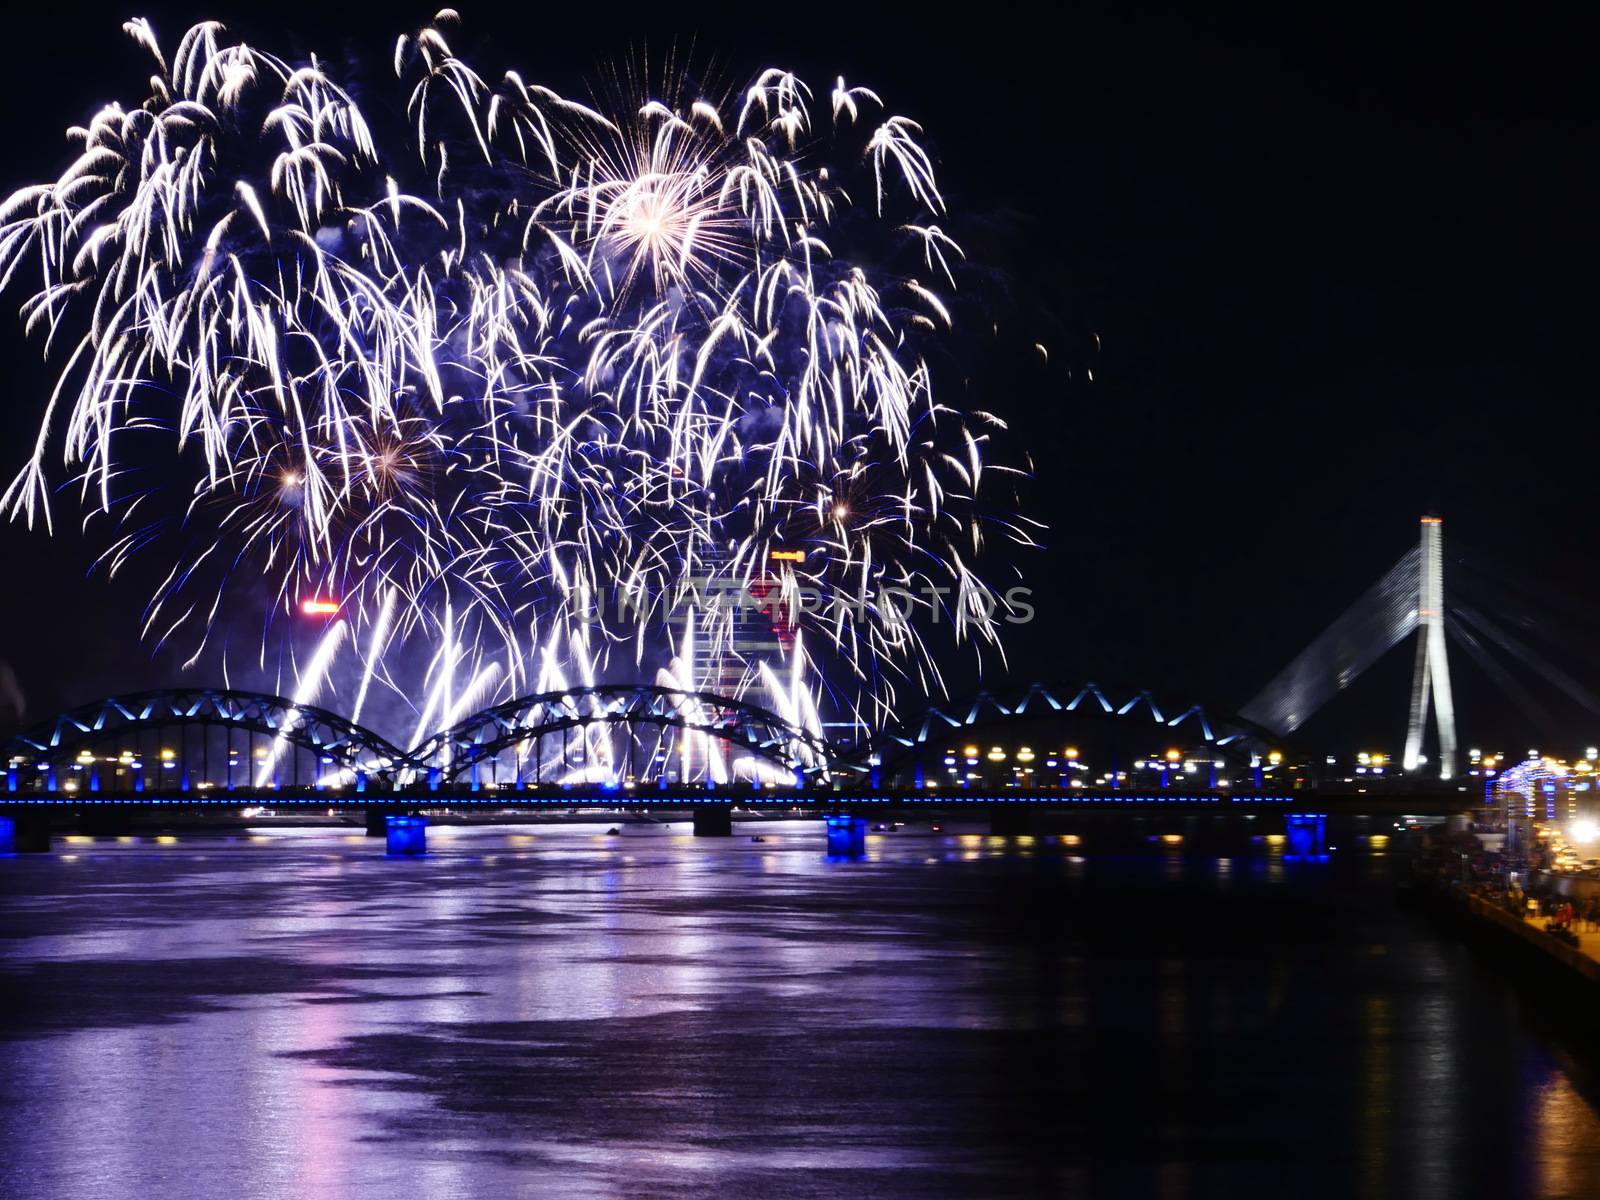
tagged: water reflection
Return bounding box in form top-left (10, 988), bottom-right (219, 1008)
top-left (0, 824), bottom-right (1599, 1198)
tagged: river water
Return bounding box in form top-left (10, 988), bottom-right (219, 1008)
top-left (3, 822), bottom-right (1600, 1198)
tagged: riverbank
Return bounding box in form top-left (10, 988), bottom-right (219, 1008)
top-left (1425, 881), bottom-right (1600, 994)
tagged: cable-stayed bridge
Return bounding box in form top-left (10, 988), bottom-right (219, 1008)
top-left (1241, 515), bottom-right (1457, 776)
top-left (1241, 514), bottom-right (1600, 777)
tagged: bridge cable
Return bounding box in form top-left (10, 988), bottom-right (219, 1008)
top-left (1239, 546), bottom-right (1421, 735)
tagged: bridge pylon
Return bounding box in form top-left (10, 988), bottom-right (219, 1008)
top-left (1240, 513), bottom-right (1461, 780)
top-left (1402, 516), bottom-right (1458, 779)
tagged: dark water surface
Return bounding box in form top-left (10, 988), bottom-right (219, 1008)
top-left (3, 823), bottom-right (1600, 1198)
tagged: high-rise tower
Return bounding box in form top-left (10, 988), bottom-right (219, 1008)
top-left (1402, 515), bottom-right (1458, 778)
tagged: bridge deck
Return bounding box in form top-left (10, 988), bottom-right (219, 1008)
top-left (1, 789), bottom-right (1478, 816)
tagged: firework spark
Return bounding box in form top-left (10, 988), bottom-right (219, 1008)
top-left (0, 14), bottom-right (1034, 772)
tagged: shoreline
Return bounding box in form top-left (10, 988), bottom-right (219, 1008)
top-left (1421, 880), bottom-right (1600, 994)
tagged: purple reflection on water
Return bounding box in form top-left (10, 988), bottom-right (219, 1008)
top-left (2, 823), bottom-right (1600, 1198)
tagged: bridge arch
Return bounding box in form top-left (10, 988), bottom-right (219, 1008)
top-left (408, 685), bottom-right (847, 787)
top-left (3, 688), bottom-right (411, 795)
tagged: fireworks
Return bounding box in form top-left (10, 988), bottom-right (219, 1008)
top-left (0, 13), bottom-right (1034, 766)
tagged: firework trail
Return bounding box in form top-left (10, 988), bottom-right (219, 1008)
top-left (256, 614), bottom-right (346, 786)
top-left (0, 13), bottom-right (1035, 763)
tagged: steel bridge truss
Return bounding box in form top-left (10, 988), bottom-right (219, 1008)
top-left (406, 685), bottom-right (845, 786)
top-left (4, 685), bottom-right (847, 794)
top-left (3, 689), bottom-right (411, 794)
top-left (6, 680), bottom-right (1259, 797)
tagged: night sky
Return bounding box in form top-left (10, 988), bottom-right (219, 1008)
top-left (1, 2), bottom-right (1596, 753)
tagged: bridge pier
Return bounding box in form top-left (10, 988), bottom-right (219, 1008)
top-left (385, 814), bottom-right (427, 855)
top-left (825, 814), bottom-right (868, 857)
top-left (1285, 813), bottom-right (1328, 859)
top-left (692, 806), bottom-right (733, 837)
top-left (0, 815), bottom-right (52, 853)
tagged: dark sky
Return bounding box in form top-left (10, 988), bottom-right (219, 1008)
top-left (0, 1), bottom-right (1597, 752)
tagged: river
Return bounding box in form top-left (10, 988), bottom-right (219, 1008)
top-left (3, 822), bottom-right (1600, 1198)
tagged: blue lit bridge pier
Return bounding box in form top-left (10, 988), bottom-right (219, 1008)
top-left (825, 814), bottom-right (869, 857)
top-left (1285, 812), bottom-right (1329, 860)
top-left (385, 814), bottom-right (427, 855)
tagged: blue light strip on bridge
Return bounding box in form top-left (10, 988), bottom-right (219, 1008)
top-left (0, 792), bottom-right (1298, 807)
